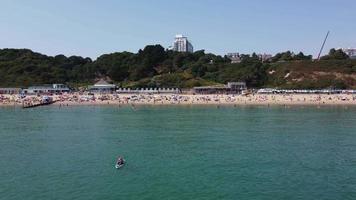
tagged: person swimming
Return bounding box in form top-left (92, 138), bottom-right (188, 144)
top-left (116, 157), bottom-right (124, 165)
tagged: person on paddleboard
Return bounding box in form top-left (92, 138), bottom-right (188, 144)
top-left (117, 157), bottom-right (124, 165)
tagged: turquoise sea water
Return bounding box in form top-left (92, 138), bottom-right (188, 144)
top-left (0, 105), bottom-right (356, 200)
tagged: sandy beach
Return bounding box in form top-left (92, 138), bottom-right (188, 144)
top-left (1, 93), bottom-right (356, 107)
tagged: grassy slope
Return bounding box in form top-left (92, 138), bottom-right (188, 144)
top-left (265, 60), bottom-right (356, 89)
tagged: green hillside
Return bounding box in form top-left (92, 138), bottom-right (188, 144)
top-left (0, 46), bottom-right (355, 89)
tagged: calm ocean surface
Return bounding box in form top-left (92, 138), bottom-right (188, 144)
top-left (0, 105), bottom-right (355, 200)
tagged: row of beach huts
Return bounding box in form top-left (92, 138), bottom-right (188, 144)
top-left (0, 80), bottom-right (247, 95)
top-left (0, 80), bottom-right (183, 95)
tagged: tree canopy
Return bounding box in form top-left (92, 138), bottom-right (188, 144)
top-left (321, 48), bottom-right (349, 60)
top-left (271, 51), bottom-right (312, 62)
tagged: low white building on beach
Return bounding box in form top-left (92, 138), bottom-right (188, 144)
top-left (193, 82), bottom-right (247, 94)
top-left (88, 80), bottom-right (117, 93)
top-left (23, 84), bottom-right (70, 94)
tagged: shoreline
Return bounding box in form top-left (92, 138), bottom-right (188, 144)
top-left (1, 93), bottom-right (356, 107)
top-left (2, 103), bottom-right (356, 110)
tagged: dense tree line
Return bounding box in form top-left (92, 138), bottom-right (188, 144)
top-left (0, 46), bottom-right (354, 89)
top-left (271, 51), bottom-right (312, 62)
top-left (320, 48), bottom-right (349, 60)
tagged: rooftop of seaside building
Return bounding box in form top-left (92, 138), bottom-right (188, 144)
top-left (95, 80), bottom-right (111, 85)
top-left (93, 79), bottom-right (116, 87)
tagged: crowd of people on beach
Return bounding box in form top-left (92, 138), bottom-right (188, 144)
top-left (1, 92), bottom-right (356, 106)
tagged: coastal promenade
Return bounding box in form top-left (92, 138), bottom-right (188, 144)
top-left (1, 93), bottom-right (356, 106)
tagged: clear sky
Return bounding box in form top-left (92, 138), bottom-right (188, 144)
top-left (1, 0), bottom-right (355, 59)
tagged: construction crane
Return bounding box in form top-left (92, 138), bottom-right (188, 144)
top-left (317, 31), bottom-right (330, 60)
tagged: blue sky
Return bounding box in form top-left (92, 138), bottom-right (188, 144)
top-left (1, 0), bottom-right (355, 59)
